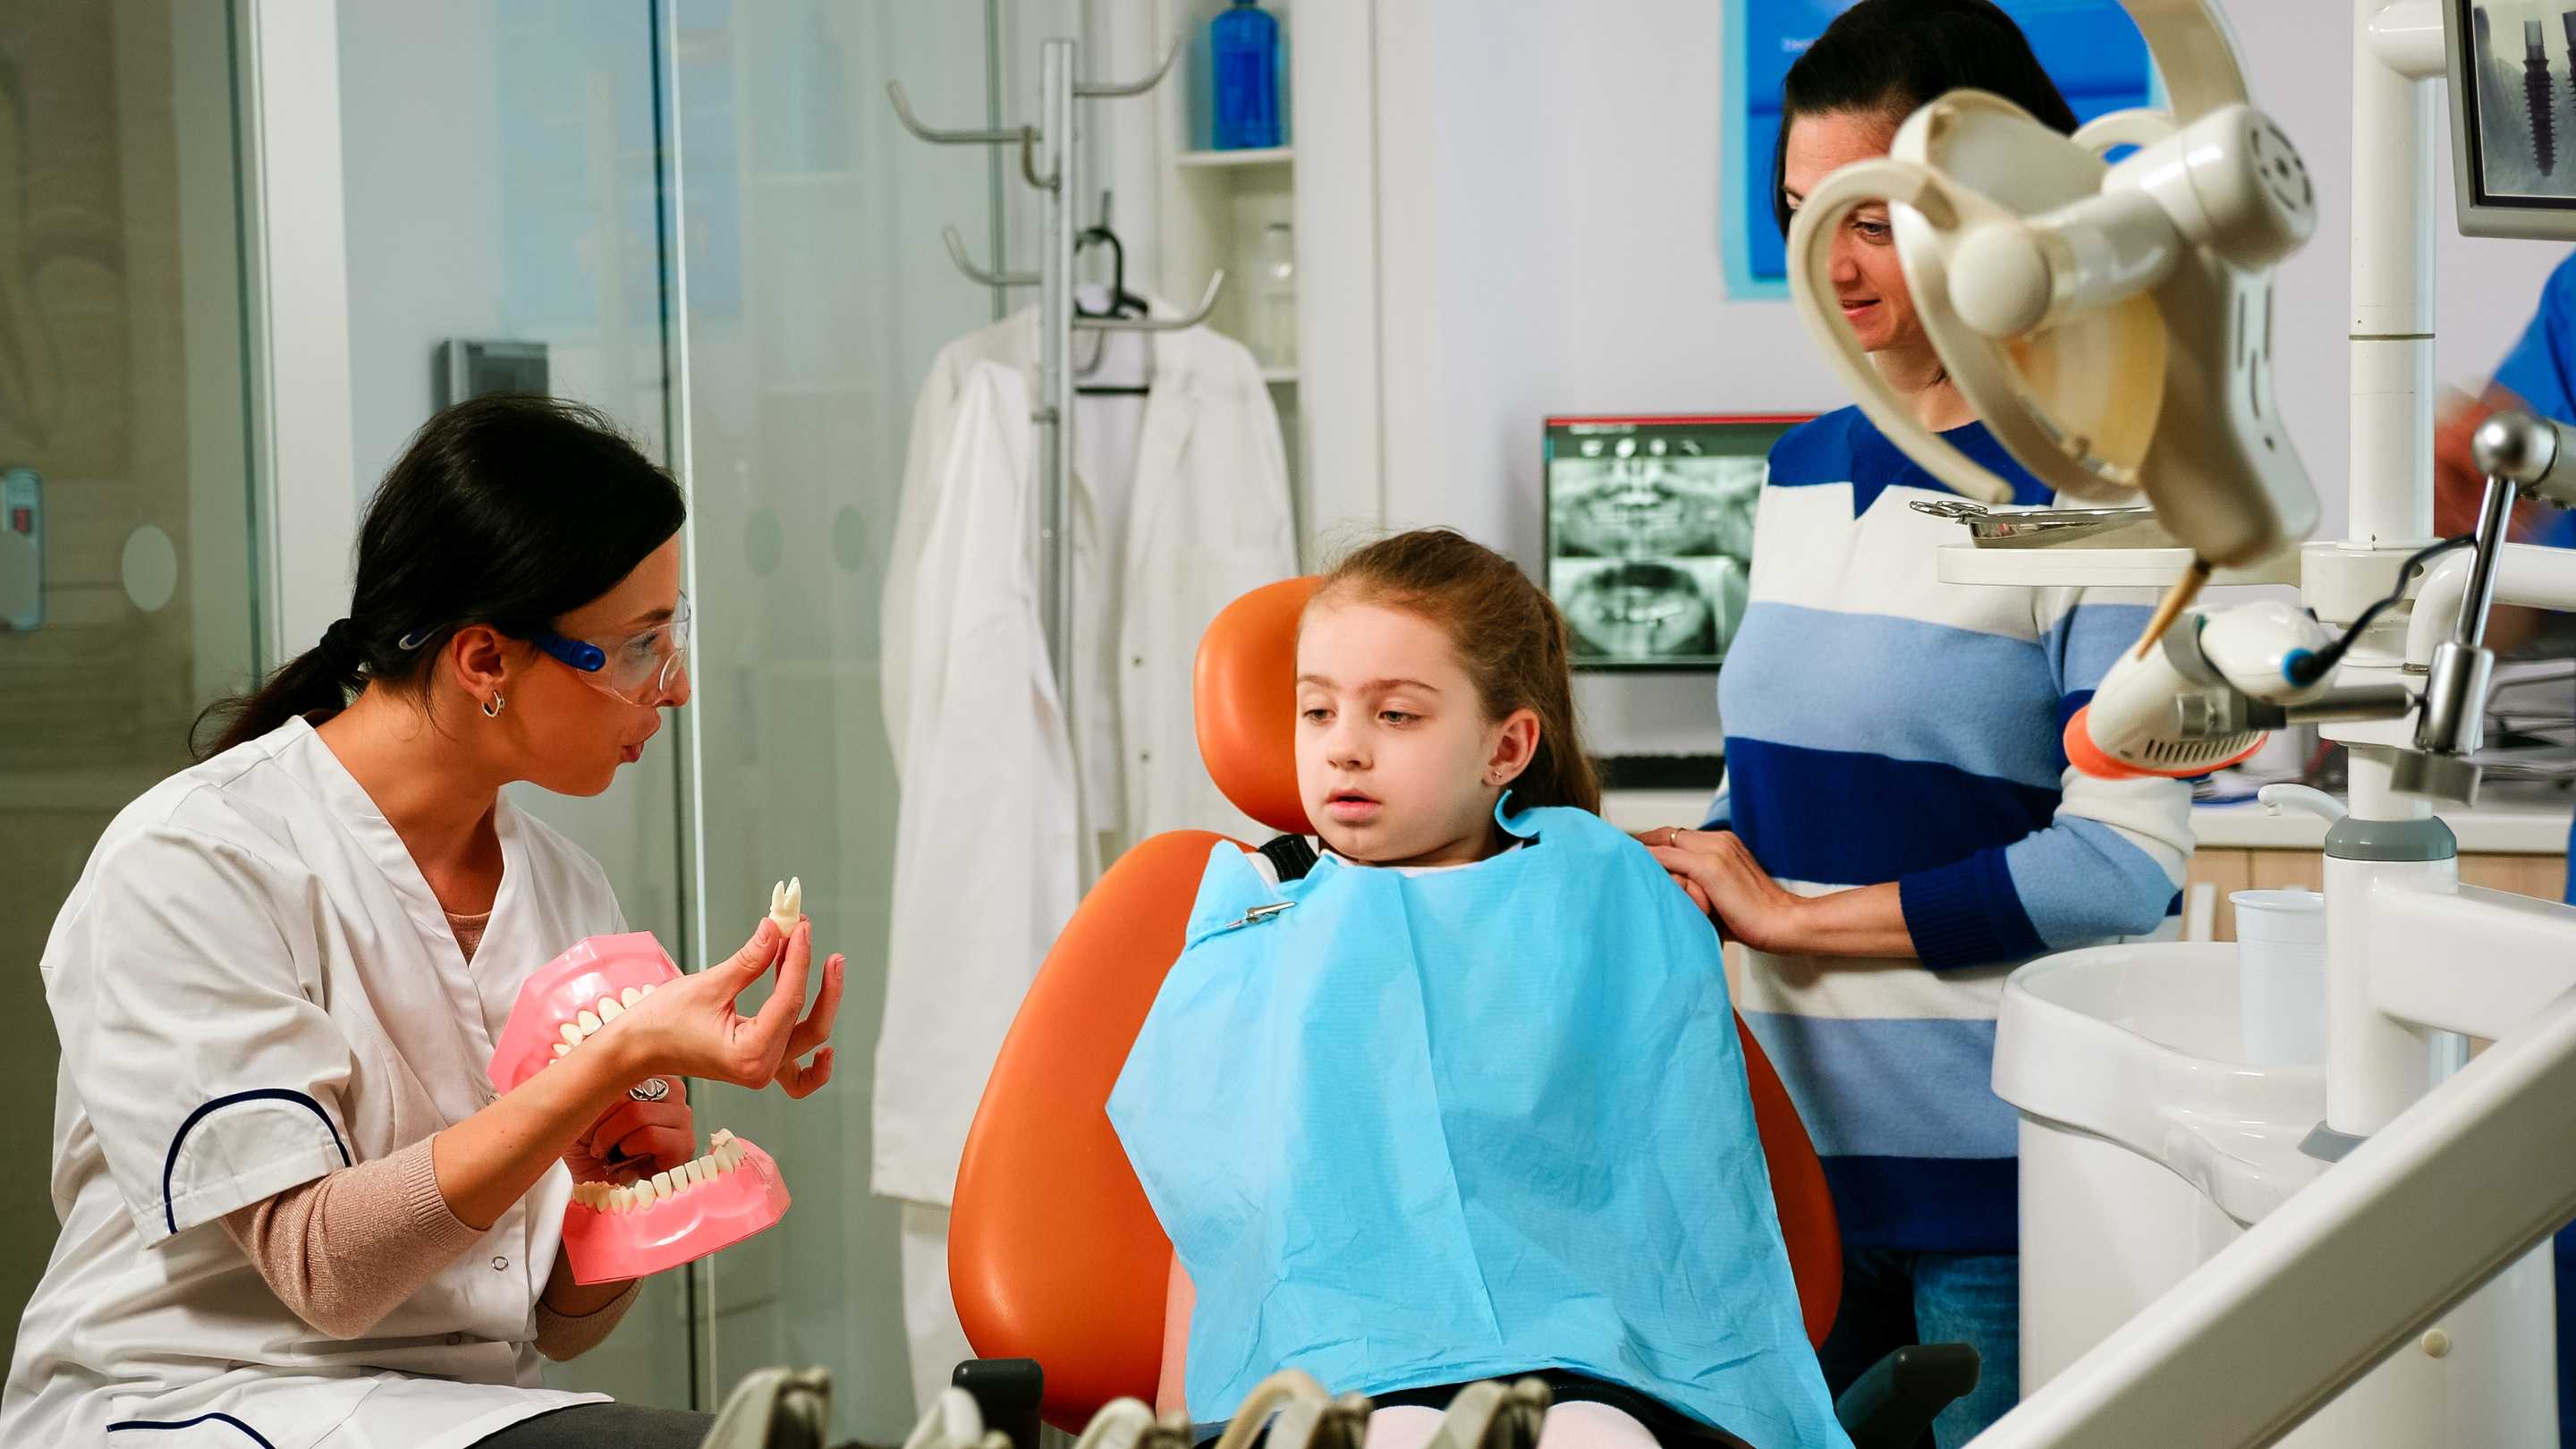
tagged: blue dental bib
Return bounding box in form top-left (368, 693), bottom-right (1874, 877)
top-left (1106, 799), bottom-right (1849, 1449)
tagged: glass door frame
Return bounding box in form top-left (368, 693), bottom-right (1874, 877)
top-left (232, 0), bottom-right (359, 672)
top-left (231, 0), bottom-right (719, 1406)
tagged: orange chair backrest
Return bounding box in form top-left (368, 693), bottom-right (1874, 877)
top-left (1194, 576), bottom-right (1319, 837)
top-left (948, 578), bottom-right (1841, 1429)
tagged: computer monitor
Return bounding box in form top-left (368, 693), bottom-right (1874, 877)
top-left (1541, 413), bottom-right (1808, 673)
top-left (2447, 1), bottom-right (2576, 238)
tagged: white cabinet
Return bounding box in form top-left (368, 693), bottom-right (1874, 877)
top-left (1126, 0), bottom-right (1385, 564)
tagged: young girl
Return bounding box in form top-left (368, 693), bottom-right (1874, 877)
top-left (1107, 531), bottom-right (1848, 1449)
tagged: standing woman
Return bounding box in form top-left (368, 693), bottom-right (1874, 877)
top-left (1644, 4), bottom-right (2193, 1444)
top-left (2, 396), bottom-right (844, 1448)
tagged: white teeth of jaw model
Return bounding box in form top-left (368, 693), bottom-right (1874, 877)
top-left (768, 877), bottom-right (802, 936)
top-left (547, 983), bottom-right (659, 1061)
top-left (572, 1130), bottom-right (751, 1214)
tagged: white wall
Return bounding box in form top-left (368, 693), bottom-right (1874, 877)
top-left (337, 4), bottom-right (509, 492)
top-left (1365, 0), bottom-right (2569, 757)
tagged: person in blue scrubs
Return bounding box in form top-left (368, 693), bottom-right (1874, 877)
top-left (2434, 246), bottom-right (2576, 1446)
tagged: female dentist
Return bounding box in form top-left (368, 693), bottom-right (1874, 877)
top-left (1644, 4), bottom-right (2194, 1445)
top-left (1, 396), bottom-right (844, 1449)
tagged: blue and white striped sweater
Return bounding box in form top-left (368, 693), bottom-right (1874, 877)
top-left (1710, 407), bottom-right (2193, 1253)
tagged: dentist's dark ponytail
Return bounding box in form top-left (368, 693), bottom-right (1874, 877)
top-left (195, 395), bottom-right (684, 758)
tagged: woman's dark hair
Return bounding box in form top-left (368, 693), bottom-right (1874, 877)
top-left (1771, 0), bottom-right (2080, 235)
top-left (196, 394), bottom-right (686, 758)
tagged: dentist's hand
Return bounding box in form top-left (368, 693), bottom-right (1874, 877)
top-left (761, 911), bottom-right (844, 1099)
top-left (566, 1076), bottom-right (694, 1183)
top-left (602, 919), bottom-right (845, 1093)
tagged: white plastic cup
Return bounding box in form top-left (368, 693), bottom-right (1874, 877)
top-left (2233, 887), bottom-right (2327, 1065)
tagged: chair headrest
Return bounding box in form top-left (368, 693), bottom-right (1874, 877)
top-left (1193, 577), bottom-right (1318, 838)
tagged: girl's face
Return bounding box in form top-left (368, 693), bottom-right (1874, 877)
top-left (1781, 107), bottom-right (1919, 356)
top-left (1293, 597), bottom-right (1538, 869)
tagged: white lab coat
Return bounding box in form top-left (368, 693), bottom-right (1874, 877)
top-left (872, 361), bottom-right (1083, 1215)
top-left (874, 308), bottom-right (1298, 1208)
top-left (873, 309), bottom-right (1296, 1408)
top-left (2, 718), bottom-right (628, 1449)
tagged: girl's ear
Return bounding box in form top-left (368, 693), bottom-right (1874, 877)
top-left (1486, 708), bottom-right (1540, 786)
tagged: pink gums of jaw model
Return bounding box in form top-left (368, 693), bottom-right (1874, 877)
top-left (488, 930), bottom-right (792, 1284)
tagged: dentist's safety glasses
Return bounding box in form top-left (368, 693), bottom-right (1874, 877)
top-left (489, 931), bottom-right (792, 1284)
top-left (530, 592), bottom-right (692, 705)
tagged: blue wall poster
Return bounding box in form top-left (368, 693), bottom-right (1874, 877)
top-left (1723, 0), bottom-right (2159, 299)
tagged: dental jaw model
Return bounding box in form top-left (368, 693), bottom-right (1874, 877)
top-left (488, 930), bottom-right (792, 1284)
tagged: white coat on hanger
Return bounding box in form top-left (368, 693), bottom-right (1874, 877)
top-left (881, 298), bottom-right (1299, 864)
top-left (873, 299), bottom-right (1297, 1413)
top-left (874, 360), bottom-right (1083, 1216)
top-left (875, 296), bottom-right (1297, 1208)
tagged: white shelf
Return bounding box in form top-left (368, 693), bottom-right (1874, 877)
top-left (1934, 542), bottom-right (2301, 589)
top-left (1259, 366), bottom-right (1298, 385)
top-left (2191, 786), bottom-right (2575, 853)
top-left (1176, 145), bottom-right (1293, 171)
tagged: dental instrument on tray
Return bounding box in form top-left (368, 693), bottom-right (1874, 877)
top-left (487, 930), bottom-right (792, 1284)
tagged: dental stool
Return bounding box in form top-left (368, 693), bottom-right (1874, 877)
top-left (944, 578), bottom-right (1976, 1449)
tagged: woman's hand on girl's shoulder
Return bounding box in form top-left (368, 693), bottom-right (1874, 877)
top-left (1638, 826), bottom-right (1809, 953)
top-left (1632, 826), bottom-right (1716, 916)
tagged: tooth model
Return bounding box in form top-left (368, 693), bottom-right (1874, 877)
top-left (767, 876), bottom-right (802, 935)
top-left (487, 933), bottom-right (793, 1284)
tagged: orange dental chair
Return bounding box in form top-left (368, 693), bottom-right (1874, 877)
top-left (943, 578), bottom-right (1977, 1449)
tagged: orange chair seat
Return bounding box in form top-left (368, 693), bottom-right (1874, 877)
top-left (948, 578), bottom-right (1842, 1430)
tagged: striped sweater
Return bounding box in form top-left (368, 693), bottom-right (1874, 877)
top-left (1710, 406), bottom-right (2193, 1254)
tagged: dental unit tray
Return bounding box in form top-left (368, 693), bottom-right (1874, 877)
top-left (489, 932), bottom-right (793, 1284)
top-left (1908, 497), bottom-right (2180, 548)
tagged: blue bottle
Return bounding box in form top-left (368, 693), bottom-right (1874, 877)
top-left (1210, 0), bottom-right (1281, 150)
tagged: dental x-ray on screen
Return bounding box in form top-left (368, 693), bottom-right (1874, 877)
top-left (1542, 415), bottom-right (1801, 671)
top-left (2458, 1), bottom-right (2576, 210)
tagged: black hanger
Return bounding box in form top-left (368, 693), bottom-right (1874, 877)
top-left (1075, 198), bottom-right (1154, 395)
top-left (1075, 228), bottom-right (1151, 319)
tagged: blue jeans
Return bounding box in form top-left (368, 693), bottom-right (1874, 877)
top-left (1816, 1248), bottom-right (2018, 1449)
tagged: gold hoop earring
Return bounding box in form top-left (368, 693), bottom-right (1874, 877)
top-left (482, 693), bottom-right (505, 719)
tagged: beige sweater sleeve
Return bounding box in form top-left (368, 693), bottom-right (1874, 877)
top-left (222, 1134), bottom-right (646, 1357)
top-left (218, 1137), bottom-right (484, 1340)
top-left (534, 1277), bottom-right (643, 1360)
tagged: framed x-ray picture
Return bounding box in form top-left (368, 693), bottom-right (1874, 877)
top-left (1543, 414), bottom-right (1808, 672)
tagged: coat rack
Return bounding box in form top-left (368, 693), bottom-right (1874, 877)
top-left (889, 38), bottom-right (1226, 734)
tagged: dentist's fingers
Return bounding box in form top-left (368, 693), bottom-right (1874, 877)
top-left (584, 1084), bottom-right (691, 1158)
top-left (708, 919), bottom-right (787, 992)
top-left (781, 953), bottom-right (844, 1064)
top-left (735, 919), bottom-right (815, 1076)
top-left (775, 1045), bottom-right (836, 1100)
top-left (598, 1120), bottom-right (697, 1178)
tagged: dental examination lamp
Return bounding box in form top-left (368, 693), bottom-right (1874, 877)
top-left (1786, 0), bottom-right (2318, 628)
top-left (1788, 1), bottom-right (2576, 1447)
